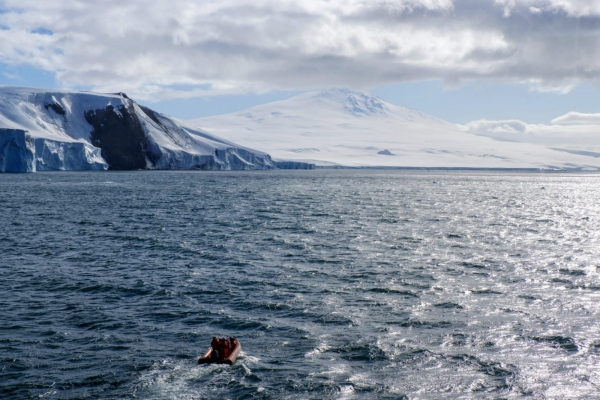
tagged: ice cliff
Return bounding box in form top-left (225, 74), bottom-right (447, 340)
top-left (0, 87), bottom-right (313, 172)
top-left (0, 129), bottom-right (35, 173)
top-left (1, 128), bottom-right (104, 173)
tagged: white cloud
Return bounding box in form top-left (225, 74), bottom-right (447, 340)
top-left (551, 112), bottom-right (600, 125)
top-left (496, 0), bottom-right (600, 17)
top-left (466, 112), bottom-right (600, 147)
top-left (467, 119), bottom-right (528, 135)
top-left (0, 0), bottom-right (599, 100)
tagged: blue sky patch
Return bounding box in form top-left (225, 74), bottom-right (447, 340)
top-left (31, 27), bottom-right (53, 36)
top-left (0, 63), bottom-right (56, 88)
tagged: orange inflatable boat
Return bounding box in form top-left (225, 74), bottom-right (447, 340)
top-left (198, 337), bottom-right (241, 365)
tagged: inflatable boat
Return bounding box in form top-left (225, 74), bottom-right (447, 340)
top-left (198, 337), bottom-right (241, 365)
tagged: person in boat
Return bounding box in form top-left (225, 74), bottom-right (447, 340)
top-left (208, 336), bottom-right (238, 360)
top-left (211, 348), bottom-right (219, 359)
top-left (224, 339), bottom-right (230, 359)
top-left (211, 337), bottom-right (222, 359)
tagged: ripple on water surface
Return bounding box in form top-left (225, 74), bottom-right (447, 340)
top-left (1, 171), bottom-right (600, 399)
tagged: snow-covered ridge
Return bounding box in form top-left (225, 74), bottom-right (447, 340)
top-left (190, 88), bottom-right (600, 170)
top-left (0, 86), bottom-right (313, 172)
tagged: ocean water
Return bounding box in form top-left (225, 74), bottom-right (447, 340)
top-left (1, 170), bottom-right (600, 399)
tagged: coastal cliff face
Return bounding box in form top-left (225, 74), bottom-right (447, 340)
top-left (0, 129), bottom-right (35, 173)
top-left (0, 128), bottom-right (108, 172)
top-left (34, 139), bottom-right (107, 171)
top-left (0, 87), bottom-right (314, 172)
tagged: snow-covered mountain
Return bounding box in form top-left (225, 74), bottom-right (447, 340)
top-left (0, 87), bottom-right (313, 172)
top-left (189, 89), bottom-right (600, 170)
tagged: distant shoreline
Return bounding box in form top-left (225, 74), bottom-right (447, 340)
top-left (3, 167), bottom-right (599, 174)
top-left (314, 166), bottom-right (600, 173)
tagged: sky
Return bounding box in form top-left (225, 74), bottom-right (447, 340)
top-left (0, 0), bottom-right (599, 125)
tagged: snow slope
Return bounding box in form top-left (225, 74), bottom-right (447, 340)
top-left (0, 86), bottom-right (310, 172)
top-left (190, 89), bottom-right (600, 170)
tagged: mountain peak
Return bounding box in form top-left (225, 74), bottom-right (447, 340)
top-left (191, 88), bottom-right (600, 170)
top-left (310, 88), bottom-right (390, 117)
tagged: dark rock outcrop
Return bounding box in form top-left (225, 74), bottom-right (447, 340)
top-left (85, 102), bottom-right (149, 170)
top-left (44, 102), bottom-right (66, 115)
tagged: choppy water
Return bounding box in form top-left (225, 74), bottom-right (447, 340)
top-left (2, 171), bottom-right (600, 399)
